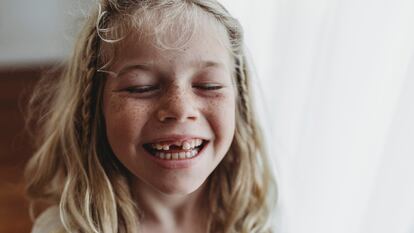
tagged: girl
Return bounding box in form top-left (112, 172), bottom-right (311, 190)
top-left (25, 0), bottom-right (276, 232)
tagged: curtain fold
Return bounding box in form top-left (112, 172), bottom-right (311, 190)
top-left (221, 0), bottom-right (414, 232)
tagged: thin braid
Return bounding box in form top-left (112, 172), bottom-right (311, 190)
top-left (237, 55), bottom-right (253, 127)
top-left (80, 30), bottom-right (100, 152)
top-left (80, 72), bottom-right (93, 151)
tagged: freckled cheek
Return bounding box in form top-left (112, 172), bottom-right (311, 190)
top-left (204, 95), bottom-right (236, 144)
top-left (104, 97), bottom-right (153, 148)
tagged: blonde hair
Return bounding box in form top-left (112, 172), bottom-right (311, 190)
top-left (25, 0), bottom-right (277, 232)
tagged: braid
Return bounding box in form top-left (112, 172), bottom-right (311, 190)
top-left (80, 29), bottom-right (100, 153)
top-left (236, 55), bottom-right (253, 128)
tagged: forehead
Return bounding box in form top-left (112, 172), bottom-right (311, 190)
top-left (104, 9), bottom-right (233, 74)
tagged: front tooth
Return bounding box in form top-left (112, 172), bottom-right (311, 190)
top-left (165, 153), bottom-right (172, 159)
top-left (160, 152), bottom-right (165, 159)
top-left (156, 144), bottom-right (163, 150)
top-left (185, 151), bottom-right (191, 158)
top-left (179, 152), bottom-right (186, 159)
top-left (162, 145), bottom-right (170, 150)
top-left (172, 153), bottom-right (179, 159)
top-left (191, 140), bottom-right (196, 148)
top-left (183, 141), bottom-right (191, 150)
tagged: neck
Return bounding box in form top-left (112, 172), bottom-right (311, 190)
top-left (131, 178), bottom-right (209, 233)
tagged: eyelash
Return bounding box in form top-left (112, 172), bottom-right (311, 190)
top-left (194, 84), bottom-right (223, 90)
top-left (123, 85), bottom-right (159, 93)
top-left (123, 84), bottom-right (223, 93)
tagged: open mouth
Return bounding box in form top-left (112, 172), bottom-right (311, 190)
top-left (142, 139), bottom-right (209, 160)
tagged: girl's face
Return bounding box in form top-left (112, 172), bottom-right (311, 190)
top-left (102, 20), bottom-right (236, 195)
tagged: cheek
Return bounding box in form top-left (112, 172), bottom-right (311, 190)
top-left (103, 94), bottom-right (152, 153)
top-left (215, 99), bottom-right (235, 130)
top-left (205, 93), bottom-right (236, 146)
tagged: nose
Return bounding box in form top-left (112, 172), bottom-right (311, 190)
top-left (156, 85), bottom-right (199, 123)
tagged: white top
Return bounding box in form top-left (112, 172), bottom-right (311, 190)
top-left (31, 206), bottom-right (63, 233)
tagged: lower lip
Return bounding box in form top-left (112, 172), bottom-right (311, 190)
top-left (144, 142), bottom-right (209, 169)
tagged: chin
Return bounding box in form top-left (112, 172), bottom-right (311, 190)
top-left (149, 176), bottom-right (208, 196)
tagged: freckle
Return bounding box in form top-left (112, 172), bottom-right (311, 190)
top-left (109, 96), bottom-right (126, 113)
top-left (137, 105), bottom-right (151, 115)
top-left (206, 99), bottom-right (218, 107)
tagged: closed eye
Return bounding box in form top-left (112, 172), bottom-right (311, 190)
top-left (193, 84), bottom-right (223, 90)
top-left (122, 85), bottom-right (160, 93)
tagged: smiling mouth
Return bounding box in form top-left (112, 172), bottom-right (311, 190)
top-left (142, 140), bottom-right (209, 160)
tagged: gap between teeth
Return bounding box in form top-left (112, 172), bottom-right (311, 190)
top-left (151, 139), bottom-right (203, 150)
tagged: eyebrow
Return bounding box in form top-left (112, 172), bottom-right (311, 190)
top-left (195, 60), bottom-right (226, 69)
top-left (116, 63), bottom-right (154, 77)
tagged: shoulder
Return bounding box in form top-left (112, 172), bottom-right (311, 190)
top-left (31, 205), bottom-right (64, 233)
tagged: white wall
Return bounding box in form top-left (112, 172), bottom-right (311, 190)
top-left (0, 0), bottom-right (93, 66)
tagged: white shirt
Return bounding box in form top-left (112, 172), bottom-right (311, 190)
top-left (31, 206), bottom-right (63, 233)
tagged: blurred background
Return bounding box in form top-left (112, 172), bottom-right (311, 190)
top-left (1, 0), bottom-right (82, 232)
top-left (1, 0), bottom-right (414, 233)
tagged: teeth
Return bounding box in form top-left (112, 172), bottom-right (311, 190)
top-left (150, 139), bottom-right (204, 151)
top-left (185, 151), bottom-right (191, 158)
top-left (153, 147), bottom-right (201, 160)
top-left (172, 153), bottom-right (179, 159)
top-left (183, 141), bottom-right (191, 150)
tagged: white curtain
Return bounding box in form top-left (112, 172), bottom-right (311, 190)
top-left (220, 0), bottom-right (414, 233)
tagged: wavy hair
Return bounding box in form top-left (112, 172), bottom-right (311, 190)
top-left (25, 0), bottom-right (277, 232)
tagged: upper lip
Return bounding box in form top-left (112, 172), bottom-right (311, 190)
top-left (143, 134), bottom-right (209, 145)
